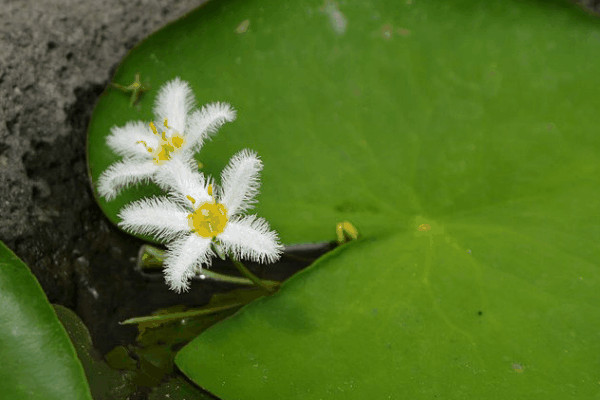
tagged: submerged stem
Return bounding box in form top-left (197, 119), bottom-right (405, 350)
top-left (200, 269), bottom-right (279, 286)
top-left (137, 244), bottom-right (280, 288)
top-left (137, 244), bottom-right (166, 270)
top-left (120, 302), bottom-right (243, 325)
top-left (231, 257), bottom-right (277, 293)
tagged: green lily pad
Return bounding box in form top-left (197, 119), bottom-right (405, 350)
top-left (0, 242), bottom-right (92, 400)
top-left (178, 230), bottom-right (600, 399)
top-left (87, 0), bottom-right (600, 397)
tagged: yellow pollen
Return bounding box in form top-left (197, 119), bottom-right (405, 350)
top-left (171, 136), bottom-right (184, 147)
top-left (145, 134), bottom-right (185, 165)
top-left (188, 202), bottom-right (228, 238)
top-left (136, 140), bottom-right (153, 153)
top-left (146, 119), bottom-right (185, 164)
top-left (417, 223), bottom-right (431, 232)
top-left (186, 195), bottom-right (196, 204)
top-left (149, 122), bottom-right (158, 135)
top-left (207, 184), bottom-right (213, 197)
top-left (155, 147), bottom-right (169, 163)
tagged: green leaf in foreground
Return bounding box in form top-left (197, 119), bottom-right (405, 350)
top-left (88, 0), bottom-right (600, 398)
top-left (53, 305), bottom-right (136, 400)
top-left (0, 242), bottom-right (92, 400)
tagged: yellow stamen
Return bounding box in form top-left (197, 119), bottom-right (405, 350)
top-left (171, 136), bottom-right (184, 148)
top-left (336, 221), bottom-right (359, 244)
top-left (188, 202), bottom-right (228, 238)
top-left (155, 147), bottom-right (169, 163)
top-left (148, 134), bottom-right (185, 165)
top-left (149, 122), bottom-right (158, 135)
top-left (186, 195), bottom-right (196, 204)
top-left (207, 184), bottom-right (213, 197)
top-left (146, 121), bottom-right (187, 165)
top-left (136, 140), bottom-right (153, 153)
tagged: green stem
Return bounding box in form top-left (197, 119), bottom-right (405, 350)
top-left (120, 303), bottom-right (243, 325)
top-left (231, 258), bottom-right (277, 293)
top-left (110, 82), bottom-right (127, 90)
top-left (137, 244), bottom-right (166, 270)
top-left (137, 244), bottom-right (280, 287)
top-left (200, 269), bottom-right (279, 286)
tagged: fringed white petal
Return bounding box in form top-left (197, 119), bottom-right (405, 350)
top-left (153, 77), bottom-right (195, 133)
top-left (155, 157), bottom-right (213, 206)
top-left (164, 234), bottom-right (214, 293)
top-left (184, 102), bottom-right (236, 151)
top-left (219, 149), bottom-right (262, 216)
top-left (106, 121), bottom-right (158, 159)
top-left (219, 215), bottom-right (283, 264)
top-left (97, 159), bottom-right (159, 201)
top-left (118, 196), bottom-right (190, 242)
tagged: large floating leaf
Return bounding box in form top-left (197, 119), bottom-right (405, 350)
top-left (178, 229), bottom-right (600, 399)
top-left (87, 0), bottom-right (600, 398)
top-left (0, 242), bottom-right (92, 400)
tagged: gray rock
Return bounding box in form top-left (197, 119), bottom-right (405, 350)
top-left (0, 0), bottom-right (204, 305)
top-left (579, 0), bottom-right (600, 14)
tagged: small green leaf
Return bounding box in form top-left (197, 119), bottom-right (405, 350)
top-left (103, 345), bottom-right (138, 371)
top-left (54, 305), bottom-right (136, 399)
top-left (120, 302), bottom-right (244, 325)
top-left (0, 242), bottom-right (92, 400)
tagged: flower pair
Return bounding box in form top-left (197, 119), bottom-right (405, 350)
top-left (98, 78), bottom-right (283, 292)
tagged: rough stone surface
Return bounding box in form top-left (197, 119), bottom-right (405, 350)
top-left (0, 0), bottom-right (205, 306)
top-left (579, 0), bottom-right (600, 14)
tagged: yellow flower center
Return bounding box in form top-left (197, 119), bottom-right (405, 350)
top-left (137, 119), bottom-right (185, 165)
top-left (187, 201), bottom-right (228, 238)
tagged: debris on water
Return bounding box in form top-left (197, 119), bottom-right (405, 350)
top-left (88, 287), bottom-right (99, 300)
top-left (235, 19), bottom-right (250, 34)
top-left (321, 0), bottom-right (347, 35)
top-left (381, 24), bottom-right (393, 39)
top-left (381, 24), bottom-right (412, 40)
top-left (512, 363), bottom-right (524, 373)
top-left (417, 223), bottom-right (431, 232)
top-left (397, 27), bottom-right (411, 37)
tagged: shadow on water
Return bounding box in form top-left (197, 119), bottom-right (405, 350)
top-left (78, 229), bottom-right (334, 353)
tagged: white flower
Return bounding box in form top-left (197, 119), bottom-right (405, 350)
top-left (118, 150), bottom-right (283, 292)
top-left (97, 77), bottom-right (236, 200)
